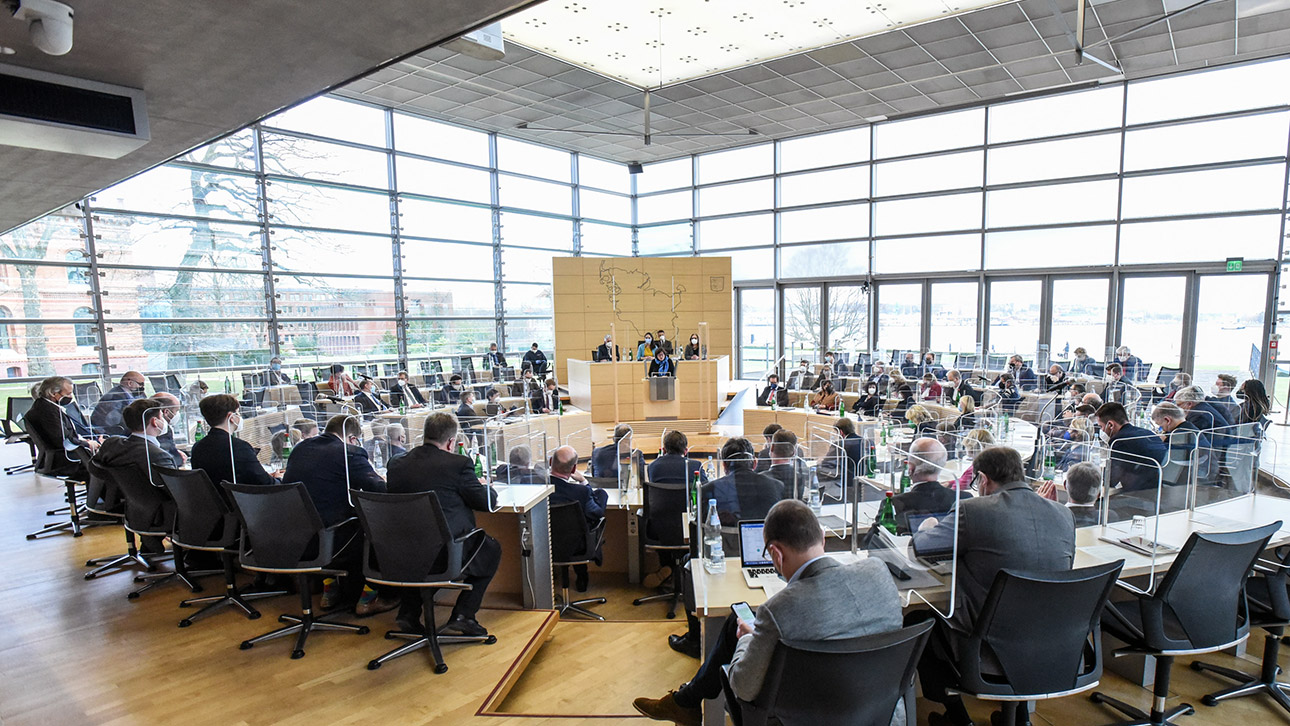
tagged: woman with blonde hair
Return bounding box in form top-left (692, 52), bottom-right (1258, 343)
top-left (951, 429), bottom-right (996, 490)
top-left (956, 395), bottom-right (976, 430)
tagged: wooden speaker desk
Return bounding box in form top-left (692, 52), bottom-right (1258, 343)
top-left (568, 356), bottom-right (729, 423)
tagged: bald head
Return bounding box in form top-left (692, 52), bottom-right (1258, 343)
top-left (550, 445), bottom-right (579, 476)
top-left (908, 437), bottom-right (948, 480)
top-left (151, 391), bottom-right (180, 421)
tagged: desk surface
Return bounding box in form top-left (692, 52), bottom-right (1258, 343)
top-left (492, 484), bottom-right (554, 513)
top-left (693, 492), bottom-right (1290, 616)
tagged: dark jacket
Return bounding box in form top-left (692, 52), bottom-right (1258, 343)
top-left (590, 442), bottom-right (622, 479)
top-left (647, 453), bottom-right (707, 485)
top-left (25, 396), bottom-right (93, 477)
top-left (438, 384), bottom-right (465, 406)
top-left (532, 387), bottom-right (559, 414)
top-left (594, 343), bottom-right (618, 362)
top-left (648, 356), bottom-right (675, 377)
top-left (764, 462), bottom-right (801, 500)
top-left (852, 394), bottom-right (881, 416)
top-left (756, 384), bottom-right (789, 407)
top-left (386, 444), bottom-right (497, 538)
top-left (522, 348), bottom-right (548, 375)
top-left (1108, 423), bottom-right (1168, 492)
top-left (1186, 401), bottom-right (1235, 447)
top-left (953, 380), bottom-right (982, 406)
top-left (494, 463), bottom-right (544, 485)
top-left (282, 434), bottom-right (386, 526)
top-left (485, 350), bottom-right (507, 369)
top-left (700, 467), bottom-right (785, 527)
top-left (95, 434), bottom-right (177, 479)
top-left (353, 390), bottom-right (385, 414)
top-left (892, 479), bottom-right (957, 534)
top-left (90, 384), bottom-right (137, 436)
top-left (391, 380), bottom-right (426, 406)
top-left (156, 428), bottom-right (182, 463)
top-left (191, 427), bottom-right (275, 487)
top-left (550, 475), bottom-right (608, 525)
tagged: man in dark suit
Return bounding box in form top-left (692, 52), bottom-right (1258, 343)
top-left (150, 392), bottom-right (187, 465)
top-left (522, 342), bottom-right (548, 377)
top-left (1097, 402), bottom-right (1167, 492)
top-left (892, 437), bottom-right (957, 533)
top-left (900, 351), bottom-right (920, 378)
top-left (520, 368), bottom-right (543, 403)
top-left (833, 418), bottom-right (867, 498)
top-left (763, 430), bottom-right (803, 500)
top-left (753, 423), bottom-right (782, 472)
top-left (591, 424), bottom-right (632, 479)
top-left (26, 376), bottom-right (100, 478)
top-left (755, 373), bottom-right (789, 408)
top-left (1005, 354), bottom-right (1038, 391)
top-left (1041, 461), bottom-right (1102, 528)
top-left (455, 390), bottom-right (482, 438)
top-left (1175, 385), bottom-right (1236, 447)
top-left (390, 371), bottom-right (426, 408)
top-left (648, 430), bottom-right (708, 486)
top-left (95, 398), bottom-right (177, 554)
top-left (90, 370), bottom-right (146, 436)
top-left (655, 330), bottom-right (674, 356)
top-left (352, 379), bottom-right (386, 415)
top-left (944, 369), bottom-right (982, 406)
top-left (439, 374), bottom-right (466, 405)
top-left (700, 438), bottom-right (786, 552)
top-left (494, 444), bottom-right (544, 484)
top-left (595, 334), bottom-right (618, 362)
top-left (386, 411), bottom-right (500, 636)
top-left (484, 343), bottom-right (507, 370)
top-left (191, 394), bottom-right (277, 487)
top-left (532, 377), bottom-right (560, 414)
top-left (264, 356), bottom-right (292, 386)
top-left (910, 446), bottom-right (1075, 726)
top-left (549, 445), bottom-right (609, 591)
top-left (282, 414), bottom-right (385, 527)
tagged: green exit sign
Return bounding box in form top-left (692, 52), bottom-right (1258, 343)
top-left (1227, 258), bottom-right (1244, 272)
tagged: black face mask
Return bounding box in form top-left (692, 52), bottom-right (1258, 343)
top-left (57, 395), bottom-right (73, 406)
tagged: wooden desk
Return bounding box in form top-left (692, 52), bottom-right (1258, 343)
top-left (476, 484), bottom-right (555, 610)
top-left (480, 410), bottom-right (595, 467)
top-left (605, 487), bottom-right (644, 584)
top-left (568, 357), bottom-right (729, 423)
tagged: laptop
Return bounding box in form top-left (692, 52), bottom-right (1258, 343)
top-left (907, 512), bottom-right (955, 575)
top-left (738, 520), bottom-right (782, 589)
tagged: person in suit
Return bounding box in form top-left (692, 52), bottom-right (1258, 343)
top-left (26, 376), bottom-right (100, 478)
top-left (655, 330), bottom-right (674, 356)
top-left (1151, 401), bottom-right (1216, 482)
top-left (532, 377), bottom-right (560, 414)
top-left (352, 378), bottom-right (386, 415)
top-left (832, 418), bottom-right (866, 498)
top-left (633, 499), bottom-right (904, 725)
top-left (390, 370), bottom-right (426, 408)
top-left (1102, 362), bottom-right (1134, 405)
top-left (150, 391), bottom-right (187, 465)
top-left (787, 359), bottom-right (811, 391)
top-left (1042, 363), bottom-right (1069, 393)
top-left (807, 379), bottom-right (838, 412)
top-left (867, 360), bottom-right (891, 393)
top-left (190, 394), bottom-right (277, 487)
top-left (90, 370), bottom-right (147, 436)
top-left (755, 373), bottom-right (789, 408)
top-left (484, 343), bottom-right (507, 370)
top-left (944, 368), bottom-right (981, 406)
top-left (899, 351), bottom-right (919, 378)
top-left (764, 429), bottom-right (810, 500)
top-left (700, 438), bottom-right (785, 552)
top-left (1069, 346), bottom-right (1097, 376)
top-left (648, 430), bottom-right (709, 486)
top-left (648, 348), bottom-right (675, 377)
top-left (1175, 385), bottom-right (1235, 446)
top-left (385, 423), bottom-right (408, 463)
top-left (1114, 346), bottom-right (1145, 382)
top-left (484, 387), bottom-right (519, 418)
top-left (95, 398), bottom-right (177, 554)
top-left (595, 334), bottom-right (618, 362)
top-left (520, 368), bottom-right (543, 403)
top-left (753, 422), bottom-right (782, 472)
top-left (891, 384), bottom-right (916, 419)
top-left (590, 424), bottom-right (632, 479)
top-left (852, 381), bottom-right (882, 416)
top-left (920, 351), bottom-right (945, 380)
top-left (435, 373), bottom-right (464, 406)
top-left (910, 446), bottom-right (1076, 726)
top-left (282, 414), bottom-right (384, 527)
top-left (1096, 402), bottom-right (1168, 493)
top-left (522, 342), bottom-right (548, 377)
top-left (995, 373), bottom-right (1021, 413)
top-left (1040, 461), bottom-right (1102, 528)
top-left (455, 390), bottom-right (483, 439)
top-left (386, 412), bottom-right (500, 636)
top-left (683, 334), bottom-right (703, 360)
top-left (549, 445), bottom-right (609, 591)
top-left (892, 437), bottom-right (957, 533)
top-left (1003, 354), bottom-right (1037, 391)
top-left (494, 444), bottom-right (545, 484)
top-left (264, 356), bottom-right (292, 386)
top-left (327, 364), bottom-right (357, 397)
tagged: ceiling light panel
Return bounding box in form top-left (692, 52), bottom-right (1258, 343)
top-left (503, 0), bottom-right (1016, 89)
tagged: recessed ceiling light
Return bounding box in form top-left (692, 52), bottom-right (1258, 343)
top-left (0, 46), bottom-right (16, 55)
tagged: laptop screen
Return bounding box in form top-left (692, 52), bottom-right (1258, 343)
top-left (738, 521), bottom-right (772, 567)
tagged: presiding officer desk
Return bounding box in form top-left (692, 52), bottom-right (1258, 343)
top-left (567, 356), bottom-right (730, 423)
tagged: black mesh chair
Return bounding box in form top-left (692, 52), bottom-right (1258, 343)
top-left (632, 480), bottom-right (691, 618)
top-left (1091, 522), bottom-right (1281, 726)
top-left (223, 480), bottom-right (369, 659)
top-left (156, 467), bottom-right (286, 627)
top-left (550, 500), bottom-right (607, 621)
top-left (950, 562), bottom-right (1124, 726)
top-left (353, 489), bottom-right (495, 672)
top-left (22, 420), bottom-right (94, 540)
top-left (726, 619), bottom-right (933, 726)
top-left (80, 450), bottom-right (151, 581)
top-left (1189, 544), bottom-right (1290, 715)
top-left (104, 462), bottom-right (212, 599)
top-left (3, 395), bottom-right (34, 474)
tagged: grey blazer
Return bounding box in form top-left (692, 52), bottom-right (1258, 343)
top-left (728, 557), bottom-right (904, 720)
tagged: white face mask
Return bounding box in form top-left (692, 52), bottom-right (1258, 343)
top-left (691, 338), bottom-right (699, 346)
top-left (154, 418), bottom-right (168, 436)
top-left (1099, 430), bottom-right (1110, 445)
top-left (228, 414), bottom-right (242, 433)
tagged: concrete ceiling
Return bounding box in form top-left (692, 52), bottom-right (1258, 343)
top-left (337, 0), bottom-right (1290, 164)
top-left (0, 0), bottom-right (537, 235)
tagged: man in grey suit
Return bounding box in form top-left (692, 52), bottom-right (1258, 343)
top-left (910, 446), bottom-right (1075, 726)
top-left (633, 499), bottom-right (905, 726)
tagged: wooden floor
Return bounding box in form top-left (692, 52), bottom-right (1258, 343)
top-left (4, 445), bottom-right (1290, 726)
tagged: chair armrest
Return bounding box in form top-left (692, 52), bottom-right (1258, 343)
top-left (453, 527), bottom-right (485, 545)
top-left (1101, 599), bottom-right (1145, 645)
top-left (324, 516), bottom-right (358, 534)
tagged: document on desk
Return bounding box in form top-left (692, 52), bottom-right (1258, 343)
top-left (832, 549), bottom-right (942, 591)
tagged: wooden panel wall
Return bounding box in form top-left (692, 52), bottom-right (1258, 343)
top-left (552, 256), bottom-right (733, 383)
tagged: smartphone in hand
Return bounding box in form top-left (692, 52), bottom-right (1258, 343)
top-left (732, 601), bottom-right (755, 625)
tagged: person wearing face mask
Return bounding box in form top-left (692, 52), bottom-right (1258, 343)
top-left (1095, 402), bottom-right (1167, 492)
top-left (994, 373), bottom-right (1022, 413)
top-left (655, 329), bottom-right (673, 356)
top-left (353, 378), bottom-right (387, 416)
top-left (595, 334), bottom-right (619, 362)
top-left (95, 399), bottom-right (178, 555)
top-left (683, 334), bottom-right (703, 360)
top-left (1069, 347), bottom-right (1097, 376)
top-left (921, 352), bottom-right (944, 380)
top-left (852, 382), bottom-right (882, 416)
top-left (756, 373), bottom-right (789, 408)
top-left (327, 364), bottom-right (357, 397)
top-left (867, 361), bottom-right (891, 394)
top-left (943, 369), bottom-right (980, 406)
top-left (808, 379), bottom-right (839, 412)
top-left (190, 394), bottom-right (277, 487)
top-left (522, 342), bottom-right (548, 377)
top-left (788, 359), bottom-right (812, 390)
top-left (1001, 354), bottom-right (1037, 392)
top-left (900, 351), bottom-right (919, 378)
top-left (636, 333), bottom-right (656, 362)
top-left (27, 375), bottom-right (100, 478)
top-left (1043, 363), bottom-right (1069, 393)
top-left (1102, 362), bottom-right (1132, 405)
top-left (1163, 372), bottom-right (1191, 401)
top-left (150, 391), bottom-right (187, 465)
top-left (391, 370), bottom-right (426, 408)
top-left (919, 373), bottom-right (943, 402)
top-left (91, 370), bottom-right (147, 436)
top-left (1150, 402), bottom-right (1215, 484)
top-left (1114, 346), bottom-right (1144, 382)
top-left (264, 356), bottom-right (291, 386)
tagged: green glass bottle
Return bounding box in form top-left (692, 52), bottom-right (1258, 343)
top-left (899, 468), bottom-right (911, 494)
top-left (876, 492), bottom-right (898, 534)
top-left (473, 450), bottom-right (484, 479)
top-left (193, 421), bottom-right (205, 442)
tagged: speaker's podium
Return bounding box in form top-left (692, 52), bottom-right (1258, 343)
top-left (643, 376), bottom-right (679, 420)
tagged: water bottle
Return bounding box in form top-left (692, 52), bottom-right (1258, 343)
top-left (807, 478), bottom-right (822, 515)
top-left (281, 438), bottom-right (293, 461)
top-left (703, 499), bottom-right (725, 574)
top-left (876, 491), bottom-right (898, 534)
top-left (193, 421), bottom-right (205, 442)
top-left (371, 443), bottom-right (384, 471)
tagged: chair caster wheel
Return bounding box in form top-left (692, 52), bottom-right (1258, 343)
top-left (434, 664), bottom-right (448, 674)
top-left (666, 611), bottom-right (676, 619)
top-left (84, 573), bottom-right (96, 580)
top-left (1201, 696), bottom-right (1219, 707)
top-left (178, 619), bottom-right (192, 628)
top-left (73, 531), bottom-right (83, 537)
top-left (385, 632), bottom-right (396, 640)
top-left (485, 635), bottom-right (497, 644)
top-left (367, 661), bottom-right (381, 670)
top-left (26, 534), bottom-right (36, 540)
top-left (189, 585), bottom-right (204, 594)
top-left (127, 592), bottom-right (140, 600)
top-left (1189, 662), bottom-right (1204, 672)
top-left (1089, 693), bottom-right (1104, 704)
top-left (248, 611), bottom-right (261, 620)
top-left (1183, 705), bottom-right (1195, 715)
top-left (133, 576), bottom-right (146, 583)
top-left (278, 615), bottom-right (290, 623)
top-left (239, 641), bottom-right (253, 650)
top-left (178, 601), bottom-right (191, 608)
top-left (357, 626), bottom-right (370, 635)
top-left (291, 649), bottom-right (305, 660)
top-left (85, 560), bottom-right (96, 567)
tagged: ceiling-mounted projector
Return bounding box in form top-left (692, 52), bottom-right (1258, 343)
top-left (4, 0), bottom-right (74, 56)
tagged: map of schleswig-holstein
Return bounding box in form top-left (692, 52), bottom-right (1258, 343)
top-left (597, 260), bottom-right (686, 343)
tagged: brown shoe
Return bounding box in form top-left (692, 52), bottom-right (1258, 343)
top-left (632, 692), bottom-right (700, 726)
top-left (643, 565), bottom-right (674, 590)
top-left (354, 595), bottom-right (399, 618)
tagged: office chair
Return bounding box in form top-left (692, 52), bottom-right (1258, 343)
top-left (3, 395), bottom-right (34, 474)
top-left (1155, 366), bottom-right (1180, 386)
top-left (79, 450), bottom-right (158, 581)
top-left (1090, 522), bottom-right (1281, 726)
top-left (726, 620), bottom-right (932, 726)
top-left (104, 462), bottom-right (215, 599)
top-left (1190, 544), bottom-right (1290, 715)
top-left (352, 490), bottom-right (495, 672)
top-left (156, 467), bottom-right (287, 627)
top-left (950, 562), bottom-right (1123, 726)
top-left (223, 480), bottom-right (370, 659)
top-left (550, 500), bottom-right (607, 620)
top-left (633, 479), bottom-right (690, 618)
top-left (22, 420), bottom-right (94, 540)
